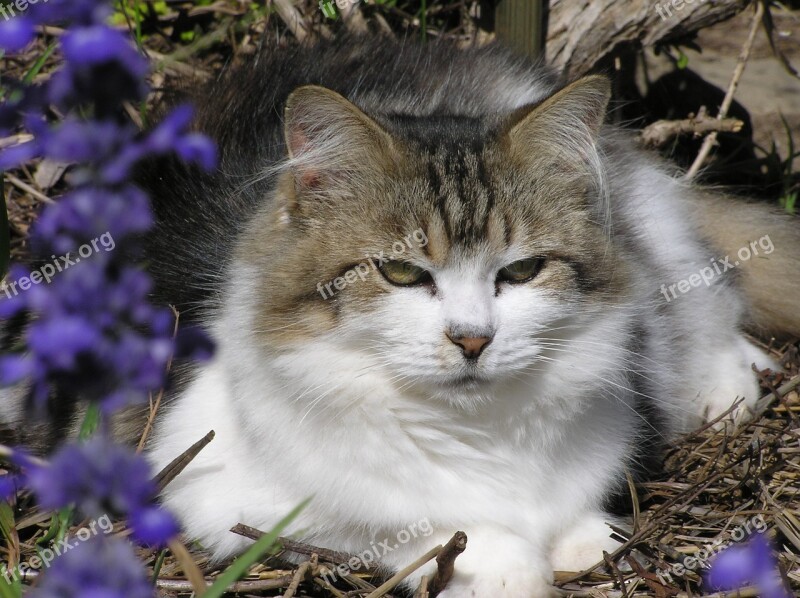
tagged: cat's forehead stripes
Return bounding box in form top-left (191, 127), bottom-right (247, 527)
top-left (422, 144), bottom-right (505, 253)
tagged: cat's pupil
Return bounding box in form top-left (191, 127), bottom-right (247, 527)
top-left (380, 261), bottom-right (430, 286)
top-left (499, 258), bottom-right (543, 283)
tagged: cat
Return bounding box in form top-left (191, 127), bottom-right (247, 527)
top-left (9, 33), bottom-right (800, 597)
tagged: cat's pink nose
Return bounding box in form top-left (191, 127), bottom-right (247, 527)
top-left (447, 334), bottom-right (493, 359)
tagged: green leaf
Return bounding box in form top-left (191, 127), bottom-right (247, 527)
top-left (202, 498), bottom-right (310, 598)
top-left (0, 503), bottom-right (22, 598)
top-left (79, 403), bottom-right (101, 440)
top-left (781, 191), bottom-right (797, 215)
top-left (677, 51), bottom-right (689, 70)
top-left (151, 549), bottom-right (167, 584)
top-left (23, 43), bottom-right (57, 86)
top-left (319, 0), bottom-right (338, 19)
top-left (420, 0), bottom-right (427, 42)
top-left (35, 513), bottom-right (61, 546)
top-left (0, 574), bottom-right (22, 598)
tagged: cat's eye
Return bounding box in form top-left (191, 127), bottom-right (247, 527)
top-left (497, 258), bottom-right (545, 284)
top-left (379, 261), bottom-right (432, 286)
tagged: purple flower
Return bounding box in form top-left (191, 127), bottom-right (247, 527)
top-left (175, 134), bottom-right (218, 172)
top-left (49, 27), bottom-right (149, 112)
top-left (102, 107), bottom-right (218, 183)
top-left (0, 140), bottom-right (41, 171)
top-left (145, 105), bottom-right (195, 152)
top-left (704, 534), bottom-right (790, 598)
top-left (0, 474), bottom-right (19, 501)
top-left (0, 0), bottom-right (219, 587)
top-left (175, 326), bottom-right (216, 362)
top-left (0, 354), bottom-right (34, 386)
top-left (31, 186), bottom-right (152, 254)
top-left (0, 17), bottom-right (35, 52)
top-left (62, 26), bottom-right (146, 71)
top-left (26, 436), bottom-right (155, 518)
top-left (42, 119), bottom-right (133, 164)
top-left (26, 0), bottom-right (113, 27)
top-left (1, 450), bottom-right (36, 500)
top-left (28, 316), bottom-right (102, 371)
top-left (28, 536), bottom-right (154, 598)
top-left (129, 506), bottom-right (179, 548)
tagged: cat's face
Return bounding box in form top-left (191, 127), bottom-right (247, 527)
top-left (240, 77), bottom-right (631, 408)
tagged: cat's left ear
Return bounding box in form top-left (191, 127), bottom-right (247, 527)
top-left (283, 85), bottom-right (397, 194)
top-left (503, 75), bottom-right (611, 163)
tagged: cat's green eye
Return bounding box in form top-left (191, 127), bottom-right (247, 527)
top-left (379, 261), bottom-right (431, 286)
top-left (498, 258), bottom-right (545, 284)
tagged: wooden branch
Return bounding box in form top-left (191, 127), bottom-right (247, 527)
top-left (230, 523), bottom-right (372, 571)
top-left (752, 374), bottom-right (800, 421)
top-left (137, 306), bottom-right (180, 453)
top-left (364, 544), bottom-right (442, 598)
top-left (638, 114), bottom-right (744, 148)
top-left (156, 575), bottom-right (295, 593)
top-left (282, 555), bottom-right (316, 598)
top-left (273, 0), bottom-right (312, 41)
top-left (154, 430), bottom-right (215, 492)
top-left (685, 0), bottom-right (764, 179)
top-left (428, 531), bottom-right (467, 597)
top-left (413, 575), bottom-right (430, 598)
top-left (4, 173), bottom-right (54, 204)
top-left (546, 0), bottom-right (752, 78)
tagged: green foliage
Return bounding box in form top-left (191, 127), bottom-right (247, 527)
top-left (756, 114), bottom-right (800, 214)
top-left (112, 0), bottom-right (170, 28)
top-left (781, 191), bottom-right (797, 215)
top-left (0, 503), bottom-right (22, 598)
top-left (203, 498), bottom-right (310, 598)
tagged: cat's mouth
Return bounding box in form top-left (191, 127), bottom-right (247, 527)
top-left (438, 372), bottom-right (492, 389)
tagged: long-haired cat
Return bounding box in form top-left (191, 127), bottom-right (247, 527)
top-left (12, 34), bottom-right (800, 597)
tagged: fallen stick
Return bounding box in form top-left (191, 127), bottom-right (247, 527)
top-left (428, 531), bottom-right (468, 597)
top-left (639, 116), bottom-right (744, 148)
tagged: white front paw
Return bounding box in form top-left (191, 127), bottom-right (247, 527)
top-left (551, 511), bottom-right (624, 573)
top-left (432, 527), bottom-right (554, 598)
top-left (436, 570), bottom-right (555, 598)
top-left (697, 337), bottom-right (773, 429)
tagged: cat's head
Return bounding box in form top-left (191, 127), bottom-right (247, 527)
top-left (238, 75), bottom-right (633, 408)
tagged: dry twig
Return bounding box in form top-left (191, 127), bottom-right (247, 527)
top-left (428, 531), bottom-right (467, 597)
top-left (639, 115), bottom-right (744, 149)
top-left (154, 429), bottom-right (215, 492)
top-left (137, 307), bottom-right (180, 452)
top-left (685, 1), bottom-right (765, 180)
top-left (364, 544), bottom-right (443, 598)
top-left (168, 538), bottom-right (208, 595)
top-left (282, 554), bottom-right (316, 598)
top-left (230, 522), bottom-right (371, 571)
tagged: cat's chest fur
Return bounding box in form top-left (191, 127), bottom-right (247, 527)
top-left (150, 256), bottom-right (642, 559)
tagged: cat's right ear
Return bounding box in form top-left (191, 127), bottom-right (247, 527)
top-left (283, 86), bottom-right (397, 195)
top-left (502, 75), bottom-right (611, 171)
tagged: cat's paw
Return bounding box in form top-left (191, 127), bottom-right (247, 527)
top-left (697, 336), bottom-right (773, 429)
top-left (551, 511), bottom-right (623, 573)
top-left (424, 526), bottom-right (554, 598)
top-left (436, 570), bottom-right (556, 598)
